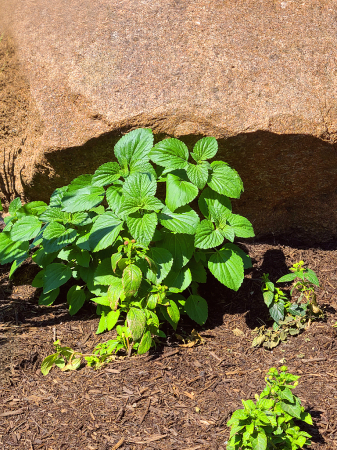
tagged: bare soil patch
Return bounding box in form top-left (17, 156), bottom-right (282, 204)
top-left (0, 239), bottom-right (336, 450)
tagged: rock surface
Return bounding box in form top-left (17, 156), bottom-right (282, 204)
top-left (1, 1), bottom-right (337, 242)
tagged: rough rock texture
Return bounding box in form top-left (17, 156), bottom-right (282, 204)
top-left (1, 1), bottom-right (337, 242)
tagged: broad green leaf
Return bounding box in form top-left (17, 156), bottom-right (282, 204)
top-left (277, 273), bottom-right (297, 283)
top-left (163, 267), bottom-right (192, 292)
top-left (129, 160), bottom-right (157, 177)
top-left (43, 263), bottom-right (72, 293)
top-left (227, 214), bottom-right (255, 238)
top-left (127, 307), bottom-right (146, 341)
top-left (106, 185), bottom-right (123, 216)
top-left (198, 187), bottom-right (232, 222)
top-left (39, 287), bottom-right (60, 305)
top-left (107, 281), bottom-right (124, 310)
top-left (10, 216), bottom-right (42, 242)
top-left (119, 174), bottom-right (163, 216)
top-left (187, 258), bottom-right (207, 283)
top-left (32, 270), bottom-right (45, 288)
top-left (67, 286), bottom-right (86, 315)
top-left (191, 137), bottom-right (218, 162)
top-left (127, 211), bottom-right (157, 246)
top-left (161, 231), bottom-right (194, 270)
top-left (159, 205), bottom-right (199, 234)
top-left (167, 300), bottom-right (180, 326)
top-left (278, 387), bottom-right (294, 402)
top-left (208, 245), bottom-right (244, 291)
top-left (296, 436), bottom-right (308, 448)
top-left (150, 138), bottom-right (189, 170)
top-left (263, 290), bottom-right (274, 307)
top-left (94, 258), bottom-right (120, 285)
top-left (62, 186), bottom-right (105, 212)
top-left (114, 128), bottom-right (153, 166)
top-left (42, 223), bottom-right (77, 253)
top-left (138, 330), bottom-right (152, 354)
top-left (147, 293), bottom-right (160, 309)
top-left (230, 409), bottom-right (249, 421)
top-left (9, 197), bottom-right (22, 214)
top-left (166, 172), bottom-right (198, 212)
top-left (39, 207), bottom-right (68, 223)
top-left (186, 162), bottom-right (209, 189)
top-left (18, 201), bottom-right (47, 217)
top-left (67, 174), bottom-right (93, 191)
top-left (219, 225), bottom-right (235, 242)
top-left (70, 212), bottom-right (92, 226)
top-left (96, 311), bottom-right (108, 334)
top-left (106, 310), bottom-right (120, 331)
top-left (280, 400), bottom-right (302, 419)
top-left (300, 411), bottom-right (313, 425)
top-left (208, 161), bottom-right (243, 198)
top-left (225, 243), bottom-right (252, 269)
top-left (89, 212), bottom-right (123, 252)
top-left (75, 249), bottom-right (91, 267)
top-left (92, 162), bottom-right (120, 186)
top-left (9, 253), bottom-right (28, 278)
top-left (242, 399), bottom-right (256, 412)
top-left (0, 233), bottom-right (29, 265)
top-left (122, 264), bottom-right (142, 297)
top-left (144, 247), bottom-right (174, 284)
top-left (111, 252), bottom-right (122, 272)
top-left (305, 268), bottom-right (319, 286)
top-left (123, 172), bottom-right (156, 199)
top-left (49, 186), bottom-right (68, 207)
top-left (41, 354), bottom-right (58, 375)
top-left (251, 431), bottom-right (267, 450)
top-left (185, 295), bottom-right (208, 325)
top-left (269, 301), bottom-right (285, 323)
top-left (195, 220), bottom-right (224, 249)
top-left (92, 296), bottom-right (110, 306)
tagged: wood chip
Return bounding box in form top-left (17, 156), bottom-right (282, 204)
top-left (0, 408), bottom-right (25, 417)
top-left (181, 446), bottom-right (202, 450)
top-left (128, 434), bottom-right (167, 444)
top-left (300, 357), bottom-right (327, 363)
top-left (105, 369), bottom-right (121, 374)
top-left (139, 398), bottom-right (151, 425)
top-left (155, 349), bottom-right (180, 361)
top-left (111, 437), bottom-right (125, 450)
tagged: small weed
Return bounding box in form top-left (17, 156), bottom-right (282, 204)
top-left (227, 366), bottom-right (312, 449)
top-left (252, 262), bottom-right (322, 349)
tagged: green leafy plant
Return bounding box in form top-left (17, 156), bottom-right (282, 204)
top-left (261, 273), bottom-right (291, 325)
top-left (0, 128), bottom-right (254, 367)
top-left (227, 366), bottom-right (313, 450)
top-left (277, 261), bottom-right (321, 315)
top-left (253, 264), bottom-right (321, 349)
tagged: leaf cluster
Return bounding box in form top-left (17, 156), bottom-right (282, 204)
top-left (227, 366), bottom-right (312, 450)
top-left (0, 129), bottom-right (254, 367)
top-left (254, 265), bottom-right (322, 349)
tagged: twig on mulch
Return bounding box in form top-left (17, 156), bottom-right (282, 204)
top-left (111, 437), bottom-right (125, 450)
top-left (139, 398), bottom-right (151, 424)
top-left (128, 434), bottom-right (167, 444)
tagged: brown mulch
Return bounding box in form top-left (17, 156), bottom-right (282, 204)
top-left (0, 239), bottom-right (337, 450)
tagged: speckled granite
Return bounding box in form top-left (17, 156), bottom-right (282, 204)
top-left (1, 1), bottom-right (337, 241)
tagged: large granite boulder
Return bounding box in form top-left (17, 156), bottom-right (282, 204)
top-left (1, 1), bottom-right (337, 242)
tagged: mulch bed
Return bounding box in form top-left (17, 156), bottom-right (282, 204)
top-left (0, 239), bottom-right (337, 450)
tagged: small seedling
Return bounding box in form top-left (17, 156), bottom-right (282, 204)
top-left (278, 261), bottom-right (321, 315)
top-left (227, 366), bottom-right (312, 450)
top-left (253, 263), bottom-right (322, 349)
